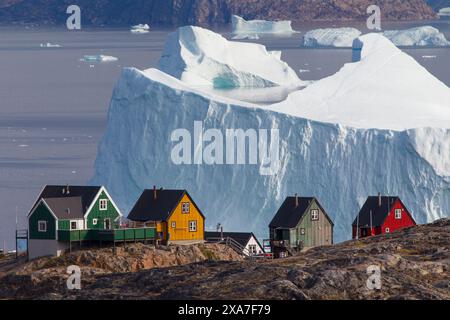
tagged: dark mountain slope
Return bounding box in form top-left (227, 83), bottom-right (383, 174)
top-left (0, 0), bottom-right (438, 27)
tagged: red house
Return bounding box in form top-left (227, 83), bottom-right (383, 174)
top-left (352, 195), bottom-right (416, 239)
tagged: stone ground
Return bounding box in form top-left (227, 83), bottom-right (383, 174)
top-left (0, 220), bottom-right (449, 300)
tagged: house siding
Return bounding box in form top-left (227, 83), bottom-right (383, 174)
top-left (167, 194), bottom-right (205, 241)
top-left (295, 201), bottom-right (333, 248)
top-left (86, 191), bottom-right (120, 229)
top-left (29, 202), bottom-right (56, 240)
top-left (381, 199), bottom-right (416, 234)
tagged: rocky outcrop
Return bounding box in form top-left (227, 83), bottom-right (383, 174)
top-left (0, 220), bottom-right (449, 300)
top-left (0, 0), bottom-right (437, 27)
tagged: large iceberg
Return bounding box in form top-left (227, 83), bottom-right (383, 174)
top-left (383, 26), bottom-right (449, 47)
top-left (231, 15), bottom-right (295, 35)
top-left (302, 28), bottom-right (362, 48)
top-left (92, 28), bottom-right (450, 243)
top-left (159, 26), bottom-right (302, 89)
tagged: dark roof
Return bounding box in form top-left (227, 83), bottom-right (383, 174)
top-left (127, 189), bottom-right (205, 222)
top-left (205, 232), bottom-right (262, 248)
top-left (43, 197), bottom-right (84, 219)
top-left (352, 196), bottom-right (401, 227)
top-left (30, 185), bottom-right (101, 215)
top-left (269, 197), bottom-right (333, 228)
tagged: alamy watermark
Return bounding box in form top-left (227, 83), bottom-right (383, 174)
top-left (366, 265), bottom-right (382, 290)
top-left (66, 265), bottom-right (81, 290)
top-left (367, 5), bottom-right (381, 31)
top-left (170, 121), bottom-right (280, 176)
top-left (66, 5), bottom-right (81, 30)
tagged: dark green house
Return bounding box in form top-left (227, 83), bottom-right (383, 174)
top-left (28, 185), bottom-right (123, 259)
top-left (269, 195), bottom-right (334, 257)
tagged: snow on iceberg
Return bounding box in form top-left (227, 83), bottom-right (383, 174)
top-left (439, 8), bottom-right (450, 17)
top-left (231, 15), bottom-right (295, 35)
top-left (158, 26), bottom-right (302, 89)
top-left (383, 26), bottom-right (449, 47)
top-left (271, 33), bottom-right (450, 130)
top-left (81, 55), bottom-right (119, 63)
top-left (92, 29), bottom-right (450, 243)
top-left (302, 28), bottom-right (362, 48)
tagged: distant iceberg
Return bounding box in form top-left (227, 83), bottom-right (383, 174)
top-left (40, 42), bottom-right (62, 48)
top-left (303, 28), bottom-right (362, 48)
top-left (383, 26), bottom-right (449, 47)
top-left (158, 26), bottom-right (302, 89)
top-left (131, 24), bottom-right (150, 30)
top-left (131, 23), bottom-right (150, 34)
top-left (231, 15), bottom-right (295, 36)
top-left (81, 55), bottom-right (119, 63)
top-left (438, 8), bottom-right (450, 17)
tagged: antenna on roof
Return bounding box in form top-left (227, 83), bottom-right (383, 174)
top-left (153, 185), bottom-right (157, 200)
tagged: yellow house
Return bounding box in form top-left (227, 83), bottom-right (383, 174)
top-left (127, 187), bottom-right (205, 243)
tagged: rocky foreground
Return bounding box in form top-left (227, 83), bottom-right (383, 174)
top-left (0, 219), bottom-right (449, 300)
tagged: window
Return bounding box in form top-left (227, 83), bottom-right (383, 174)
top-left (70, 221), bottom-right (77, 230)
top-left (311, 209), bottom-right (319, 221)
top-left (189, 220), bottom-right (197, 232)
top-left (395, 209), bottom-right (402, 220)
top-left (92, 218), bottom-right (98, 226)
top-left (171, 221), bottom-right (176, 228)
top-left (38, 220), bottom-right (47, 232)
top-left (385, 227), bottom-right (390, 233)
top-left (300, 228), bottom-right (306, 235)
top-left (248, 244), bottom-right (257, 255)
top-left (182, 202), bottom-right (190, 214)
top-left (99, 199), bottom-right (108, 211)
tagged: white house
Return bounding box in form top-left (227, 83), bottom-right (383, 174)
top-left (205, 231), bottom-right (264, 256)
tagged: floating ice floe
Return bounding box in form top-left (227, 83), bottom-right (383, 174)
top-left (40, 42), bottom-right (62, 48)
top-left (302, 28), bottom-right (362, 48)
top-left (158, 26), bottom-right (303, 89)
top-left (80, 55), bottom-right (119, 63)
top-left (92, 27), bottom-right (450, 244)
top-left (232, 33), bottom-right (260, 40)
top-left (131, 24), bottom-right (150, 30)
top-left (131, 24), bottom-right (150, 34)
top-left (382, 26), bottom-right (449, 47)
top-left (231, 15), bottom-right (295, 36)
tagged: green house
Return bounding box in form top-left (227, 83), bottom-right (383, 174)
top-left (269, 195), bottom-right (334, 257)
top-left (28, 185), bottom-right (123, 259)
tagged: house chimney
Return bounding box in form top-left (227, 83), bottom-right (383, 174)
top-left (153, 185), bottom-right (157, 200)
top-left (295, 193), bottom-right (299, 208)
top-left (378, 193), bottom-right (382, 207)
top-left (66, 185), bottom-right (70, 195)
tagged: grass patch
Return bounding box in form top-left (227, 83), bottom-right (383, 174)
top-left (199, 247), bottom-right (220, 261)
top-left (396, 248), bottom-right (421, 256)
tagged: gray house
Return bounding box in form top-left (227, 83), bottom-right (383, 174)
top-left (269, 195), bottom-right (334, 256)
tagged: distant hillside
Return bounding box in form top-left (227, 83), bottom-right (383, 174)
top-left (0, 0), bottom-right (438, 27)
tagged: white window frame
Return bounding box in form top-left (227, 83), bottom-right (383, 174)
top-left (70, 220), bottom-right (78, 230)
top-left (248, 244), bottom-right (257, 255)
top-left (171, 221), bottom-right (176, 228)
top-left (38, 220), bottom-right (47, 232)
top-left (99, 199), bottom-right (108, 211)
top-left (395, 209), bottom-right (402, 220)
top-left (300, 228), bottom-right (306, 235)
top-left (182, 202), bottom-right (190, 214)
top-left (189, 220), bottom-right (197, 232)
top-left (385, 227), bottom-right (390, 233)
top-left (311, 209), bottom-right (319, 221)
top-left (92, 218), bottom-right (98, 226)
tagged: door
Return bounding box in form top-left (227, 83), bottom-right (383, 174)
top-left (104, 218), bottom-right (111, 230)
